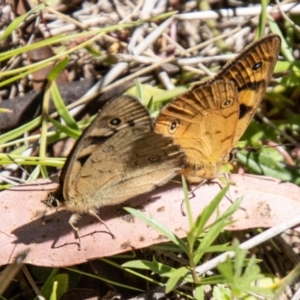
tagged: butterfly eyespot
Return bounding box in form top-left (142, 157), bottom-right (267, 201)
top-left (252, 61), bottom-right (262, 70)
top-left (103, 145), bottom-right (114, 152)
top-left (109, 117), bottom-right (122, 126)
top-left (168, 120), bottom-right (179, 134)
top-left (148, 155), bottom-right (161, 163)
top-left (222, 99), bottom-right (233, 107)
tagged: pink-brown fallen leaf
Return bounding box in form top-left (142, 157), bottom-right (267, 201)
top-left (0, 174), bottom-right (299, 267)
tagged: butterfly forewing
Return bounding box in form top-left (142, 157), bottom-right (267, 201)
top-left (61, 95), bottom-right (152, 197)
top-left (209, 34), bottom-right (281, 144)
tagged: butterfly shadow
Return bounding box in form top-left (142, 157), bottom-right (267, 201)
top-left (10, 181), bottom-right (182, 249)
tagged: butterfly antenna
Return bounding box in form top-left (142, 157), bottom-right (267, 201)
top-left (5, 154), bottom-right (34, 183)
top-left (256, 111), bottom-right (298, 144)
top-left (231, 142), bottom-right (299, 164)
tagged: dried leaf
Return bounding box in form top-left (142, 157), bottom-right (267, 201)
top-left (0, 174), bottom-right (299, 267)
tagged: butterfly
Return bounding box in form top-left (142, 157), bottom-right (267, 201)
top-left (45, 95), bottom-right (185, 247)
top-left (155, 34), bottom-right (281, 182)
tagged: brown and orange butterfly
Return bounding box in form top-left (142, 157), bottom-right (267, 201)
top-left (155, 34), bottom-right (281, 182)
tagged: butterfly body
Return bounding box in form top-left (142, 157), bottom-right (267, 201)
top-left (155, 34), bottom-right (281, 183)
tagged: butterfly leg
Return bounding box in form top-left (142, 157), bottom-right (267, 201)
top-left (180, 179), bottom-right (208, 216)
top-left (69, 213), bottom-right (82, 250)
top-left (88, 210), bottom-right (115, 239)
top-left (206, 174), bottom-right (245, 211)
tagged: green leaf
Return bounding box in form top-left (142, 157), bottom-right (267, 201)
top-left (48, 117), bottom-right (81, 140)
top-left (122, 259), bottom-right (173, 275)
top-left (181, 176), bottom-right (194, 229)
top-left (135, 78), bottom-right (143, 102)
top-left (217, 256), bottom-right (234, 282)
top-left (189, 185), bottom-right (230, 240)
top-left (236, 149), bottom-right (300, 185)
top-left (194, 285), bottom-right (205, 300)
top-left (191, 188), bottom-right (242, 264)
top-left (124, 207), bottom-right (188, 253)
top-left (165, 266), bottom-right (190, 293)
top-left (36, 269), bottom-right (68, 300)
top-left (216, 240), bottom-right (275, 298)
top-left (213, 285), bottom-right (232, 300)
top-left (268, 15), bottom-right (294, 62)
top-left (0, 117), bottom-right (42, 145)
top-left (0, 4), bottom-right (45, 41)
top-left (255, 0), bottom-right (268, 38)
top-left (47, 57), bottom-right (70, 81)
top-left (50, 82), bottom-right (80, 132)
top-left (66, 267), bottom-right (144, 291)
